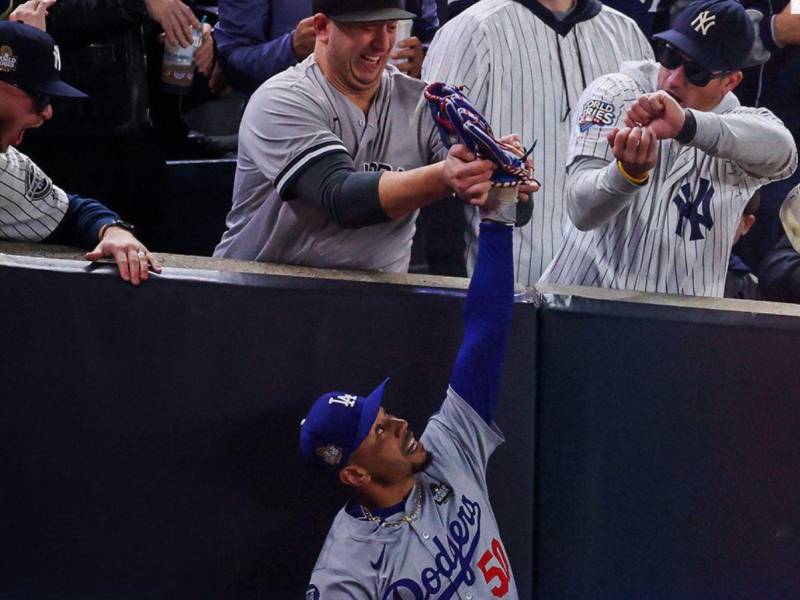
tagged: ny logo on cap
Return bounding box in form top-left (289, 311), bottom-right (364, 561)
top-left (53, 46), bottom-right (61, 71)
top-left (329, 394), bottom-right (357, 408)
top-left (691, 10), bottom-right (717, 35)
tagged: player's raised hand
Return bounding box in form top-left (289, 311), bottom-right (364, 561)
top-left (607, 126), bottom-right (658, 180)
top-left (498, 133), bottom-right (539, 201)
top-left (624, 91), bottom-right (685, 140)
top-left (391, 36), bottom-right (424, 78)
top-left (85, 226), bottom-right (162, 286)
top-left (444, 144), bottom-right (495, 206)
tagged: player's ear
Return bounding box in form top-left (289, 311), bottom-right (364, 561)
top-left (722, 71), bottom-right (743, 94)
top-left (737, 214), bottom-right (756, 238)
top-left (313, 13), bottom-right (331, 42)
top-left (339, 464), bottom-right (370, 488)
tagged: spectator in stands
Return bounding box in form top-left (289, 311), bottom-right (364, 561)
top-left (10, 0), bottom-right (213, 247)
top-left (213, 1), bottom-right (535, 272)
top-left (0, 21), bottom-right (160, 285)
top-left (759, 185), bottom-right (800, 303)
top-left (215, 0), bottom-right (439, 95)
top-left (725, 192), bottom-right (763, 300)
top-left (423, 0), bottom-right (653, 286)
top-left (538, 0), bottom-right (797, 297)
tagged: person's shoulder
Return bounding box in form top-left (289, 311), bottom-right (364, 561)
top-left (245, 58), bottom-right (328, 121)
top-left (438, 0), bottom-right (517, 33)
top-left (595, 3), bottom-right (648, 30)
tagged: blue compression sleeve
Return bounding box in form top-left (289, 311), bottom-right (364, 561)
top-left (46, 194), bottom-right (118, 249)
top-left (449, 222), bottom-right (514, 424)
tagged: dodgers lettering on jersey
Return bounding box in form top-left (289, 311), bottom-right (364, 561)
top-left (307, 388), bottom-right (518, 600)
top-left (0, 146), bottom-right (68, 242)
top-left (214, 55), bottom-right (445, 273)
top-left (423, 0), bottom-right (653, 285)
top-left (540, 60), bottom-right (797, 297)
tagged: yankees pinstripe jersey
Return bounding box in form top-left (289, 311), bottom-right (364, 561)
top-left (539, 60), bottom-right (798, 297)
top-left (213, 56), bottom-right (445, 273)
top-left (422, 0), bottom-right (653, 285)
top-left (306, 388), bottom-right (517, 600)
top-left (0, 145), bottom-right (68, 242)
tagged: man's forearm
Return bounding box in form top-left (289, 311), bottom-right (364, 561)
top-left (378, 162), bottom-right (451, 219)
top-left (566, 158), bottom-right (643, 231)
top-left (688, 109), bottom-right (798, 179)
top-left (217, 33), bottom-right (296, 94)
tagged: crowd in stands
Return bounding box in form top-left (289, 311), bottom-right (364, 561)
top-left (1, 0), bottom-right (800, 301)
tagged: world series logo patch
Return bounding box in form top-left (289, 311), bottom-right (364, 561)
top-left (0, 45), bottom-right (18, 73)
top-left (578, 99), bottom-right (616, 132)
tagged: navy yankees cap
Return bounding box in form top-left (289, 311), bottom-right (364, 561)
top-left (312, 0), bottom-right (416, 23)
top-left (300, 378), bottom-right (389, 471)
top-left (0, 21), bottom-right (86, 98)
top-left (653, 0), bottom-right (754, 72)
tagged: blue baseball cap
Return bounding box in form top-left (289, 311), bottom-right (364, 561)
top-left (653, 0), bottom-right (754, 72)
top-left (299, 378), bottom-right (389, 471)
top-left (0, 21), bottom-right (86, 98)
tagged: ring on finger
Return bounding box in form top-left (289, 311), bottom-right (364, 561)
top-left (137, 250), bottom-right (146, 258)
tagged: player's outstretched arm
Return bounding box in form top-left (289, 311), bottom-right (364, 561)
top-left (448, 221), bottom-right (513, 424)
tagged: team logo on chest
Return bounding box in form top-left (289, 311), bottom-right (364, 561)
top-left (429, 482), bottom-right (453, 505)
top-left (672, 177), bottom-right (715, 240)
top-left (578, 99), bottom-right (616, 132)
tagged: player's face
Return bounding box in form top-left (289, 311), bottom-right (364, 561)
top-left (325, 20), bottom-right (397, 94)
top-left (349, 407), bottom-right (431, 485)
top-left (0, 81), bottom-right (52, 152)
top-left (657, 61), bottom-right (742, 113)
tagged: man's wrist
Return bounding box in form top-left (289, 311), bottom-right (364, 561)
top-left (616, 161), bottom-right (650, 185)
top-left (675, 109), bottom-right (697, 144)
top-left (99, 219), bottom-right (135, 241)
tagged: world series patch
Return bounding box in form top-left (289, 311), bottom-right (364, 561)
top-left (578, 99), bottom-right (616, 132)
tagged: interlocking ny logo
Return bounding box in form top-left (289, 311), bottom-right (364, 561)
top-left (691, 10), bottom-right (716, 35)
top-left (672, 178), bottom-right (715, 240)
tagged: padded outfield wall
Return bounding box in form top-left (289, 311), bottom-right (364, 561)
top-left (1, 246), bottom-right (799, 599)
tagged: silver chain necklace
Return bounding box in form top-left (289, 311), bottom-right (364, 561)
top-left (360, 482), bottom-right (422, 528)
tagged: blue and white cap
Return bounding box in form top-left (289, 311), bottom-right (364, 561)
top-left (653, 0), bottom-right (754, 72)
top-left (299, 378), bottom-right (389, 471)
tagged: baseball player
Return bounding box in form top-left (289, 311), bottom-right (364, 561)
top-left (0, 21), bottom-right (160, 285)
top-left (300, 212), bottom-right (521, 598)
top-left (214, 0), bottom-right (506, 273)
top-left (539, 0), bottom-right (798, 297)
top-left (423, 0), bottom-right (654, 285)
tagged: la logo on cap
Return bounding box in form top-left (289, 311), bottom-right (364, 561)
top-left (691, 10), bottom-right (717, 35)
top-left (0, 45), bottom-right (17, 73)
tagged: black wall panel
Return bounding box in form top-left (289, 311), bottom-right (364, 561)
top-left (535, 297), bottom-right (800, 600)
top-left (0, 260), bottom-right (537, 599)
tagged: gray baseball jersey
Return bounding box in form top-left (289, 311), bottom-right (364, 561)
top-left (539, 60), bottom-right (798, 297)
top-left (306, 387), bottom-right (517, 600)
top-left (0, 146), bottom-right (68, 242)
top-left (213, 56), bottom-right (445, 273)
top-left (422, 0), bottom-right (653, 285)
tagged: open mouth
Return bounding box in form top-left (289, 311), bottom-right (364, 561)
top-left (360, 54), bottom-right (382, 67)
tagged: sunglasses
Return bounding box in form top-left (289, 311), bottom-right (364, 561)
top-left (11, 82), bottom-right (52, 112)
top-left (658, 43), bottom-right (731, 87)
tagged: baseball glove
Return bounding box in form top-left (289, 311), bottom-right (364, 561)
top-left (423, 82), bottom-right (537, 189)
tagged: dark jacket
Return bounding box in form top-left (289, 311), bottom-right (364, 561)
top-left (758, 235), bottom-right (800, 303)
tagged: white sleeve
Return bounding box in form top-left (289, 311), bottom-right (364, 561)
top-left (0, 148), bottom-right (69, 242)
top-left (239, 84), bottom-right (349, 198)
top-left (688, 106), bottom-right (798, 188)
